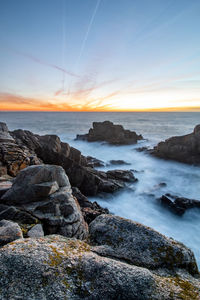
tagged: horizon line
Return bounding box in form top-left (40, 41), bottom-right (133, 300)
top-left (0, 107), bottom-right (200, 113)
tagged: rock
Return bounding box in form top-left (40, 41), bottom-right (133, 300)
top-left (0, 179), bottom-right (12, 198)
top-left (135, 146), bottom-right (149, 152)
top-left (86, 156), bottom-right (105, 168)
top-left (0, 204), bottom-right (38, 225)
top-left (89, 214), bottom-right (198, 275)
top-left (0, 219), bottom-right (23, 246)
top-left (72, 187), bottom-right (109, 224)
top-left (159, 194), bottom-right (200, 215)
top-left (108, 160), bottom-right (131, 166)
top-left (0, 124), bottom-right (42, 177)
top-left (76, 121), bottom-right (143, 145)
top-left (1, 165), bottom-right (68, 204)
top-left (0, 235), bottom-right (199, 299)
top-left (27, 224), bottom-right (44, 238)
top-left (81, 202), bottom-right (109, 224)
top-left (106, 169), bottom-right (138, 182)
top-left (1, 165), bottom-right (88, 239)
top-left (0, 122), bottom-right (14, 142)
top-left (151, 124), bottom-right (200, 165)
top-left (72, 187), bottom-right (93, 208)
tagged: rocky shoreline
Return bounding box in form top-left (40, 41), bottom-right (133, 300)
top-left (0, 121), bottom-right (200, 299)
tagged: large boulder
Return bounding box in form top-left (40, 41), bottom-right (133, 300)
top-left (0, 219), bottom-right (23, 246)
top-left (0, 235), bottom-right (199, 299)
top-left (1, 165), bottom-right (88, 239)
top-left (76, 121), bottom-right (143, 145)
top-left (151, 124), bottom-right (200, 165)
top-left (89, 215), bottom-right (198, 275)
top-left (1, 164), bottom-right (69, 204)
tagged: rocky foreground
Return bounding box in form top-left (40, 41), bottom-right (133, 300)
top-left (0, 121), bottom-right (200, 299)
top-left (76, 120), bottom-right (143, 145)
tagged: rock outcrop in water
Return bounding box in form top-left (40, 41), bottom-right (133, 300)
top-left (151, 124), bottom-right (200, 165)
top-left (76, 121), bottom-right (143, 145)
top-left (159, 193), bottom-right (200, 215)
top-left (0, 216), bottom-right (199, 299)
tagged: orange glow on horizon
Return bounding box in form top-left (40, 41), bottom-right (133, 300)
top-left (0, 92), bottom-right (200, 112)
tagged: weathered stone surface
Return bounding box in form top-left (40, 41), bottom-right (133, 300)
top-left (159, 193), bottom-right (200, 215)
top-left (89, 215), bottom-right (198, 275)
top-left (0, 236), bottom-right (199, 300)
top-left (72, 187), bottom-right (109, 224)
top-left (0, 219), bottom-right (23, 246)
top-left (0, 122), bottom-right (14, 142)
top-left (151, 124), bottom-right (200, 165)
top-left (0, 179), bottom-right (12, 198)
top-left (0, 123), bottom-right (42, 177)
top-left (27, 224), bottom-right (44, 238)
top-left (76, 121), bottom-right (143, 145)
top-left (0, 204), bottom-right (38, 225)
top-left (1, 165), bottom-right (88, 239)
top-left (2, 165), bottom-right (69, 204)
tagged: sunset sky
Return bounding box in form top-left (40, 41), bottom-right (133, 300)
top-left (0, 0), bottom-right (200, 111)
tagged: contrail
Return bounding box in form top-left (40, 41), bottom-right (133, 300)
top-left (61, 0), bottom-right (67, 91)
top-left (7, 47), bottom-right (79, 78)
top-left (74, 0), bottom-right (101, 71)
top-left (67, 0), bottom-right (101, 96)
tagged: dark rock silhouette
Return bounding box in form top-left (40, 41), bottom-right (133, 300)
top-left (76, 121), bottom-right (143, 145)
top-left (151, 124), bottom-right (200, 165)
top-left (158, 193), bottom-right (200, 215)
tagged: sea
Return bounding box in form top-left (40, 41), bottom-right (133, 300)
top-left (0, 111), bottom-right (200, 267)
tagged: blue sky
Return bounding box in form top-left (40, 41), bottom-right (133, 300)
top-left (0, 0), bottom-right (200, 111)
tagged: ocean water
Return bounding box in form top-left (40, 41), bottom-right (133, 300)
top-left (0, 111), bottom-right (200, 267)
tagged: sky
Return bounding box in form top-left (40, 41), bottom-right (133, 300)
top-left (0, 0), bottom-right (200, 111)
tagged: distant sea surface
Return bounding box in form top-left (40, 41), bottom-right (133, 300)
top-left (1, 111), bottom-right (200, 266)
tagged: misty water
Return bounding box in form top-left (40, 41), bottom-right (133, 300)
top-left (0, 111), bottom-right (200, 267)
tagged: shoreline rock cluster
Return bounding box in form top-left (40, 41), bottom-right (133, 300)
top-left (0, 120), bottom-right (200, 298)
top-left (0, 122), bottom-right (137, 197)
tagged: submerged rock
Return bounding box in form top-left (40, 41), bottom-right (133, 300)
top-left (108, 159), bottom-right (131, 166)
top-left (1, 165), bottom-right (88, 239)
top-left (151, 124), bottom-right (200, 165)
top-left (0, 219), bottom-right (23, 246)
top-left (76, 121), bottom-right (143, 145)
top-left (159, 193), bottom-right (200, 215)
